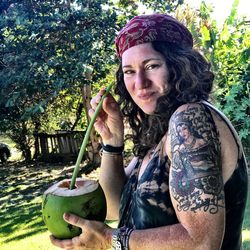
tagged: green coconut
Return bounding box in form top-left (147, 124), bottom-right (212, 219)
top-left (42, 178), bottom-right (107, 239)
top-left (42, 83), bottom-right (113, 239)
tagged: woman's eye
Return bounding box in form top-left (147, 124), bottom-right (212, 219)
top-left (146, 64), bottom-right (159, 70)
top-left (123, 70), bottom-right (134, 75)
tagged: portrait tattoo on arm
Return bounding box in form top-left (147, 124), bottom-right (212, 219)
top-left (169, 104), bottom-right (225, 214)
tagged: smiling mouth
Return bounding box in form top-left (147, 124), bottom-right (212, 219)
top-left (138, 92), bottom-right (154, 100)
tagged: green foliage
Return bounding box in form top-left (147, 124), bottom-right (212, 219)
top-left (5, 0), bottom-right (248, 163)
top-left (214, 12), bottom-right (249, 146)
top-left (115, 0), bottom-right (184, 32)
top-left (1, 0), bottom-right (117, 116)
top-left (191, 0), bottom-right (250, 149)
top-left (0, 0), bottom-right (118, 160)
top-left (0, 0), bottom-right (181, 161)
top-left (138, 0), bottom-right (183, 12)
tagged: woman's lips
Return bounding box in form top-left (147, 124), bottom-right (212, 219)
top-left (138, 92), bottom-right (154, 100)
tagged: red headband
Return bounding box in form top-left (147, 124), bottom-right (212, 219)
top-left (115, 14), bottom-right (193, 57)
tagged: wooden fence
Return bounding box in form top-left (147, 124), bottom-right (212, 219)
top-left (34, 131), bottom-right (84, 162)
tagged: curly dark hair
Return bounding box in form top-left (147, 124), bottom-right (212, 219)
top-left (115, 41), bottom-right (214, 158)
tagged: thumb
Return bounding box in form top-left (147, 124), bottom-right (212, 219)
top-left (63, 213), bottom-right (87, 228)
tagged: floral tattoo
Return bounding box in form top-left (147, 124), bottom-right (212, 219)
top-left (169, 104), bottom-right (225, 214)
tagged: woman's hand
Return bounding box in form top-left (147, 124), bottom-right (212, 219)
top-left (50, 213), bottom-right (113, 250)
top-left (89, 88), bottom-right (124, 146)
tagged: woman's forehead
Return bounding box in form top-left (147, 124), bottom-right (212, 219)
top-left (121, 43), bottom-right (164, 65)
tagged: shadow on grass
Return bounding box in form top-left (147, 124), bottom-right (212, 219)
top-left (0, 161), bottom-right (72, 243)
top-left (1, 161), bottom-right (249, 247)
top-left (4, 228), bottom-right (48, 244)
top-left (243, 239), bottom-right (250, 250)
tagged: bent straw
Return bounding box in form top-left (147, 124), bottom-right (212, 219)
top-left (70, 83), bottom-right (113, 190)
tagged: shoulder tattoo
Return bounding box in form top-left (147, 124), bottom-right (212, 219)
top-left (169, 104), bottom-right (225, 214)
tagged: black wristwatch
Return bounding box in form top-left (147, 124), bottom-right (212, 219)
top-left (112, 229), bottom-right (122, 250)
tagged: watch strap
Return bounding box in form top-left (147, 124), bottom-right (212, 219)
top-left (111, 227), bottom-right (134, 250)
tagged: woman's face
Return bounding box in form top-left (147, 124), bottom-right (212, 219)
top-left (177, 124), bottom-right (191, 141)
top-left (121, 43), bottom-right (169, 115)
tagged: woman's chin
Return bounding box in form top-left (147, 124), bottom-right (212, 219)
top-left (141, 106), bottom-right (156, 115)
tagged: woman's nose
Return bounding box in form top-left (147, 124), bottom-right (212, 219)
top-left (135, 70), bottom-right (150, 89)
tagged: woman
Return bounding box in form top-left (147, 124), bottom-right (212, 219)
top-left (51, 14), bottom-right (248, 250)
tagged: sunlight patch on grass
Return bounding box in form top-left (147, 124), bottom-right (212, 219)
top-left (243, 229), bottom-right (250, 250)
top-left (243, 229), bottom-right (250, 241)
top-left (0, 220), bottom-right (119, 250)
top-left (0, 150), bottom-right (248, 250)
top-left (0, 231), bottom-right (57, 250)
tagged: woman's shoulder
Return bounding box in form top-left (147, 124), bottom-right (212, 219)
top-left (169, 102), bottom-right (212, 124)
top-left (172, 102), bottom-right (209, 113)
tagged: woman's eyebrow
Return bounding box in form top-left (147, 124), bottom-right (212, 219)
top-left (122, 58), bottom-right (162, 68)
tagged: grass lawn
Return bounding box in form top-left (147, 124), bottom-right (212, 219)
top-left (0, 157), bottom-right (120, 250)
top-left (0, 161), bottom-right (64, 250)
top-left (0, 135), bottom-right (249, 250)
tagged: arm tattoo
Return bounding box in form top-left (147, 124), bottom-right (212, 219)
top-left (169, 104), bottom-right (225, 214)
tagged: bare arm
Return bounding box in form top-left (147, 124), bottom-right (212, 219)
top-left (89, 89), bottom-right (129, 219)
top-left (128, 103), bottom-right (225, 249)
top-left (99, 153), bottom-right (126, 219)
top-left (51, 104), bottom-right (225, 250)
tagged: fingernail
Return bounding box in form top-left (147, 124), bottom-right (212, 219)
top-left (64, 212), bottom-right (70, 220)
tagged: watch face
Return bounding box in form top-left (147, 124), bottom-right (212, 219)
top-left (116, 241), bottom-right (122, 250)
top-left (112, 233), bottom-right (122, 250)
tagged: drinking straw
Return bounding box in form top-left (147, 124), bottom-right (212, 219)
top-left (70, 83), bottom-right (113, 189)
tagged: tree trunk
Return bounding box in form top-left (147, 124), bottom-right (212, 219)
top-left (33, 119), bottom-right (41, 159)
top-left (71, 102), bottom-right (83, 131)
top-left (81, 84), bottom-right (101, 171)
top-left (20, 122), bottom-right (32, 162)
top-left (9, 121), bottom-right (32, 162)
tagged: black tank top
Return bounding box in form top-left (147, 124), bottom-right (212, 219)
top-left (119, 101), bottom-right (248, 249)
top-left (202, 101), bottom-right (248, 250)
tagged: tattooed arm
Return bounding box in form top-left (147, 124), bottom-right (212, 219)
top-left (168, 103), bottom-right (225, 248)
top-left (128, 103), bottom-right (225, 250)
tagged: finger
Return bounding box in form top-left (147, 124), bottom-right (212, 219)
top-left (99, 87), bottom-right (106, 95)
top-left (63, 213), bottom-right (87, 229)
top-left (72, 236), bottom-right (85, 247)
top-left (90, 97), bottom-right (99, 109)
top-left (94, 121), bottom-right (110, 138)
top-left (89, 110), bottom-right (105, 130)
top-left (102, 96), bottom-right (120, 116)
top-left (90, 91), bottom-right (104, 108)
top-left (50, 235), bottom-right (73, 249)
top-left (88, 108), bottom-right (95, 118)
top-left (97, 88), bottom-right (114, 106)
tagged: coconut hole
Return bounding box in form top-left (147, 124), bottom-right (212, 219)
top-left (58, 181), bottom-right (72, 189)
top-left (58, 179), bottom-right (88, 190)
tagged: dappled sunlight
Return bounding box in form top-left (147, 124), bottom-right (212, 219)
top-left (243, 229), bottom-right (250, 250)
top-left (0, 161), bottom-right (70, 244)
top-left (243, 229), bottom-right (250, 241)
top-left (0, 160), bottom-right (101, 249)
top-left (1, 231), bottom-right (57, 250)
top-left (1, 160), bottom-right (248, 249)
